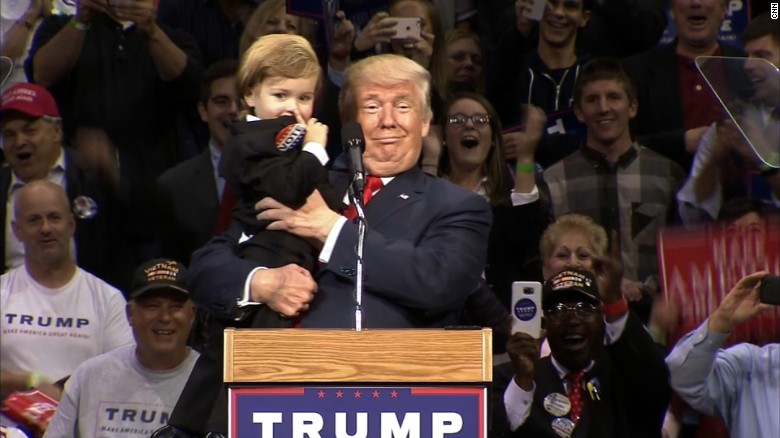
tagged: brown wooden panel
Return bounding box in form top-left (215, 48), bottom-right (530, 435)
top-left (223, 329), bottom-right (492, 383)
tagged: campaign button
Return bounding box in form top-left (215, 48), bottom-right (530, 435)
top-left (551, 417), bottom-right (575, 438)
top-left (543, 392), bottom-right (571, 417)
top-left (72, 196), bottom-right (98, 219)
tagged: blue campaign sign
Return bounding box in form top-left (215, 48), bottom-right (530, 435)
top-left (230, 386), bottom-right (486, 437)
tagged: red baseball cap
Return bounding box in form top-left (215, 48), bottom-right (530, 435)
top-left (1, 83), bottom-right (60, 119)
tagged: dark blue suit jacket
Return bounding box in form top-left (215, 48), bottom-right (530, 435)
top-left (155, 147), bottom-right (220, 267)
top-left (188, 166), bottom-right (493, 328)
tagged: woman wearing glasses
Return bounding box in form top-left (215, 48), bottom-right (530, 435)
top-left (434, 92), bottom-right (549, 312)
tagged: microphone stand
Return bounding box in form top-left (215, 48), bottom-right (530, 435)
top-left (348, 183), bottom-right (367, 332)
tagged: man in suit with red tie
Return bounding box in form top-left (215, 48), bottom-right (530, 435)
top-left (492, 264), bottom-right (670, 438)
top-left (160, 53), bottom-right (492, 437)
top-left (186, 53), bottom-right (492, 328)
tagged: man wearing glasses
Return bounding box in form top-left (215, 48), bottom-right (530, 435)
top-left (491, 266), bottom-right (671, 437)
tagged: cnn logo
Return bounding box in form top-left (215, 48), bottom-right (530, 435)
top-left (772, 3), bottom-right (779, 20)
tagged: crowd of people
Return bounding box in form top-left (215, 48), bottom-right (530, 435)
top-left (1, 0), bottom-right (778, 437)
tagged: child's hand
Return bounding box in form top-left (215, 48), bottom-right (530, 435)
top-left (303, 117), bottom-right (328, 146)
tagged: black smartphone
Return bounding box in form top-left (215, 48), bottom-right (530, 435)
top-left (759, 275), bottom-right (780, 306)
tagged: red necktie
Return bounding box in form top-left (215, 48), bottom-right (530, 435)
top-left (568, 371), bottom-right (585, 423)
top-left (343, 176), bottom-right (384, 220)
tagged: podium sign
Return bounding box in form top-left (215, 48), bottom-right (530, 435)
top-left (224, 329), bottom-right (492, 438)
top-left (230, 386), bottom-right (486, 437)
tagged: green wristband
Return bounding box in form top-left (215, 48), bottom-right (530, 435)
top-left (70, 17), bottom-right (91, 31)
top-left (27, 372), bottom-right (42, 389)
top-left (515, 162), bottom-right (535, 174)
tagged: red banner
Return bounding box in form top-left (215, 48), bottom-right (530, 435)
top-left (658, 216), bottom-right (780, 347)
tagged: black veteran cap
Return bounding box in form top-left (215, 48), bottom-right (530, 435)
top-left (542, 269), bottom-right (600, 308)
top-left (129, 259), bottom-right (189, 300)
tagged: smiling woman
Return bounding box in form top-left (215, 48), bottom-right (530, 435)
top-left (539, 213), bottom-right (608, 279)
top-left (437, 91), bottom-right (549, 309)
top-left (438, 92), bottom-right (508, 205)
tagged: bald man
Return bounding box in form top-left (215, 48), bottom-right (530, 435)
top-left (0, 181), bottom-right (132, 400)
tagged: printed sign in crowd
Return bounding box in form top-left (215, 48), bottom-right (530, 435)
top-left (658, 217), bottom-right (780, 347)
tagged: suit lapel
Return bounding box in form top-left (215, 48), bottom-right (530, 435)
top-left (193, 148), bottom-right (219, 204)
top-left (535, 357), bottom-right (567, 398)
top-left (328, 169), bottom-right (351, 210)
top-left (328, 167), bottom-right (427, 226)
top-left (63, 148), bottom-right (86, 204)
top-left (570, 358), bottom-right (613, 438)
top-left (364, 167), bottom-right (425, 228)
top-left (532, 358), bottom-right (574, 437)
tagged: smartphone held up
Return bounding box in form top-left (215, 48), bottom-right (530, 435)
top-left (760, 275), bottom-right (780, 306)
top-left (511, 281), bottom-right (543, 338)
top-left (390, 17), bottom-right (422, 40)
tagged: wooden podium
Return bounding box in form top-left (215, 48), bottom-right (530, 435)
top-left (224, 328), bottom-right (492, 437)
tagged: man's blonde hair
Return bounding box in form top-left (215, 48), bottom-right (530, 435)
top-left (338, 54), bottom-right (432, 122)
top-left (237, 34), bottom-right (321, 98)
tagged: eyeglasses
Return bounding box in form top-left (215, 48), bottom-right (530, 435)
top-left (544, 302), bottom-right (601, 322)
top-left (446, 113), bottom-right (490, 127)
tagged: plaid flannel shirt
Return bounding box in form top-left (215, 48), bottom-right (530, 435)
top-left (543, 143), bottom-right (685, 283)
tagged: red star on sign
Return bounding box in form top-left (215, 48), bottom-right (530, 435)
top-left (336, 391), bottom-right (344, 398)
top-left (354, 390), bottom-right (362, 398)
top-left (317, 390), bottom-right (325, 398)
top-left (372, 390), bottom-right (380, 398)
top-left (390, 390), bottom-right (398, 398)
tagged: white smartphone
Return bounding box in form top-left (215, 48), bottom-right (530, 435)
top-left (511, 281), bottom-right (543, 338)
top-left (523, 0), bottom-right (547, 21)
top-left (390, 17), bottom-right (422, 40)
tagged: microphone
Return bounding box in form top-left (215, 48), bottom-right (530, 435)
top-left (341, 121), bottom-right (368, 331)
top-left (341, 121), bottom-right (366, 201)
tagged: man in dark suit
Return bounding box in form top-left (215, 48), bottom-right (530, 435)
top-left (623, 0), bottom-right (747, 172)
top-left (155, 60), bottom-right (239, 267)
top-left (491, 265), bottom-right (670, 438)
top-left (159, 53), bottom-right (492, 437)
top-left (1, 82), bottom-right (132, 292)
top-left (189, 53), bottom-right (492, 328)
